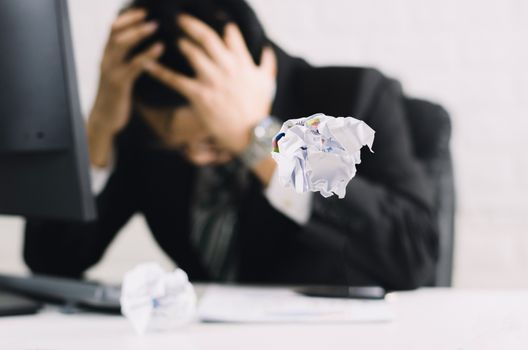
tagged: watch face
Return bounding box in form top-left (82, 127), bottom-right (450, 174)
top-left (254, 124), bottom-right (267, 139)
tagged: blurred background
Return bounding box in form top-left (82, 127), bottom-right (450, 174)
top-left (0, 0), bottom-right (526, 287)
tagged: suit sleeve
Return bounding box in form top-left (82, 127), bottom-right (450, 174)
top-left (241, 78), bottom-right (439, 290)
top-left (23, 159), bottom-right (137, 278)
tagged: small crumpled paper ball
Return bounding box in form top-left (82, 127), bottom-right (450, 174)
top-left (271, 113), bottom-right (375, 199)
top-left (120, 262), bottom-right (197, 335)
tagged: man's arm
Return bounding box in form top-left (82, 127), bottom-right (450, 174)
top-left (88, 8), bottom-right (164, 168)
top-left (23, 162), bottom-right (137, 278)
top-left (240, 78), bottom-right (439, 290)
top-left (312, 78), bottom-right (438, 289)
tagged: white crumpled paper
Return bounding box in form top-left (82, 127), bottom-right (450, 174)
top-left (271, 113), bottom-right (375, 199)
top-left (120, 262), bottom-right (197, 335)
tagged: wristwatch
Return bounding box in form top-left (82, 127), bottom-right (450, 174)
top-left (239, 116), bottom-right (282, 168)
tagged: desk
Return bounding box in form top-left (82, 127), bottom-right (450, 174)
top-left (1, 288), bottom-right (527, 349)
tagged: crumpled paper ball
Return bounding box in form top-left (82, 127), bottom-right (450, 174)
top-left (120, 262), bottom-right (197, 335)
top-left (271, 113), bottom-right (375, 198)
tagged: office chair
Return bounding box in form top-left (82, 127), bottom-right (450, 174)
top-left (403, 93), bottom-right (456, 287)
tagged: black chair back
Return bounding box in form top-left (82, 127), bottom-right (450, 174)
top-left (404, 95), bottom-right (456, 287)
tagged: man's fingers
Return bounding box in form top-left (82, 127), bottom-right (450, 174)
top-left (178, 38), bottom-right (220, 82)
top-left (129, 42), bottom-right (164, 75)
top-left (177, 14), bottom-right (231, 68)
top-left (224, 23), bottom-right (253, 64)
top-left (113, 21), bottom-right (158, 50)
top-left (259, 46), bottom-right (277, 77)
top-left (144, 61), bottom-right (199, 99)
top-left (111, 8), bottom-right (147, 34)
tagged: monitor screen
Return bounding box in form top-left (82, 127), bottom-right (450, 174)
top-left (0, 0), bottom-right (96, 221)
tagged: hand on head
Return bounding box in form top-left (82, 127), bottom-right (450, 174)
top-left (88, 8), bottom-right (166, 167)
top-left (88, 8), bottom-right (276, 168)
top-left (144, 14), bottom-right (277, 154)
top-left (91, 8), bottom-right (164, 136)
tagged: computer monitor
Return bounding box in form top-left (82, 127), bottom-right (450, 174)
top-left (0, 0), bottom-right (96, 221)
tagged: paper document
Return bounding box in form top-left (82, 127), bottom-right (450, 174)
top-left (198, 285), bottom-right (393, 323)
top-left (120, 263), bottom-right (197, 334)
top-left (271, 113), bottom-right (375, 199)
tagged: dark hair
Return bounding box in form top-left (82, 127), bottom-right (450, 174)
top-left (127, 0), bottom-right (268, 108)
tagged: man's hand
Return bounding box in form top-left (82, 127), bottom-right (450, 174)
top-left (88, 8), bottom-right (163, 167)
top-left (145, 14), bottom-right (276, 154)
top-left (91, 8), bottom-right (163, 135)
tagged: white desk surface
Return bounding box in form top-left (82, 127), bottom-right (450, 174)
top-left (1, 288), bottom-right (528, 350)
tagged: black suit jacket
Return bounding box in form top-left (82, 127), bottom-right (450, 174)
top-left (24, 47), bottom-right (438, 290)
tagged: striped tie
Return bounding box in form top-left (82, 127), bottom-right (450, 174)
top-left (190, 161), bottom-right (247, 281)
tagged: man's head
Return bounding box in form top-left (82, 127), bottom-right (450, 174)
top-left (128, 0), bottom-right (268, 108)
top-left (124, 0), bottom-right (274, 166)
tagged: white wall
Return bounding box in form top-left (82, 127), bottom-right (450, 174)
top-left (1, 0), bottom-right (527, 286)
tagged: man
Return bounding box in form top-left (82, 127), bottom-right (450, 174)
top-left (24, 0), bottom-right (438, 290)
